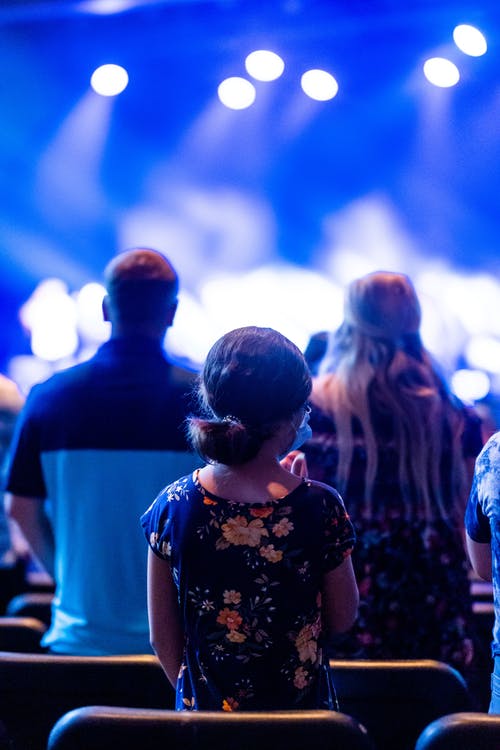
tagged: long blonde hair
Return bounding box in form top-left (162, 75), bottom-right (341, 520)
top-left (314, 271), bottom-right (467, 522)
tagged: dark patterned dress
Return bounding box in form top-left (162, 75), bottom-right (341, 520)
top-left (141, 470), bottom-right (355, 711)
top-left (303, 403), bottom-right (483, 671)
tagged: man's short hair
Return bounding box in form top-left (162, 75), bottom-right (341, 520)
top-left (104, 248), bottom-right (178, 325)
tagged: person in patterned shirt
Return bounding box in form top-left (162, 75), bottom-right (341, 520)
top-left (465, 433), bottom-right (500, 712)
top-left (141, 325), bottom-right (358, 711)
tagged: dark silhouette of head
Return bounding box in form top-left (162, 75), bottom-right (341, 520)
top-left (102, 248), bottom-right (178, 340)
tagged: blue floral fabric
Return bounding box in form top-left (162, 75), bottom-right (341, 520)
top-left (141, 470), bottom-right (355, 711)
top-left (303, 403), bottom-right (482, 671)
top-left (465, 432), bottom-right (500, 656)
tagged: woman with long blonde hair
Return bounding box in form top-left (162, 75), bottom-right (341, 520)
top-left (303, 270), bottom-right (483, 671)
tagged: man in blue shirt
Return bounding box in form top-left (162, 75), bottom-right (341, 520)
top-left (5, 248), bottom-right (198, 654)
top-left (465, 432), bottom-right (500, 712)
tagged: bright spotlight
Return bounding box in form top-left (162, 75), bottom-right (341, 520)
top-left (423, 57), bottom-right (460, 87)
top-left (217, 77), bottom-right (256, 110)
top-left (465, 335), bottom-right (500, 374)
top-left (245, 50), bottom-right (285, 81)
top-left (20, 279), bottom-right (79, 362)
top-left (79, 0), bottom-right (136, 13)
top-left (90, 64), bottom-right (129, 96)
top-left (300, 69), bottom-right (339, 101)
top-left (451, 369), bottom-right (490, 403)
top-left (453, 24), bottom-right (487, 56)
top-left (75, 282), bottom-right (109, 343)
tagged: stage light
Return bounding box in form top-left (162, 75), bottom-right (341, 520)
top-left (90, 64), bottom-right (129, 96)
top-left (245, 50), bottom-right (285, 81)
top-left (451, 368), bottom-right (490, 402)
top-left (453, 24), bottom-right (487, 56)
top-left (79, 0), bottom-right (136, 13)
top-left (75, 282), bottom-right (109, 343)
top-left (300, 69), bottom-right (338, 101)
top-left (465, 335), bottom-right (500, 374)
top-left (20, 279), bottom-right (79, 362)
top-left (217, 77), bottom-right (256, 109)
top-left (423, 57), bottom-right (460, 87)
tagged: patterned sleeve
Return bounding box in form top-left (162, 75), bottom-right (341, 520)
top-left (465, 474), bottom-right (491, 543)
top-left (140, 486), bottom-right (173, 560)
top-left (465, 432), bottom-right (500, 543)
top-left (314, 481), bottom-right (356, 573)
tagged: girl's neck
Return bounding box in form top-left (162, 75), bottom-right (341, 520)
top-left (198, 457), bottom-right (302, 504)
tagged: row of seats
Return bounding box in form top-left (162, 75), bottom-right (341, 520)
top-left (46, 706), bottom-right (500, 750)
top-left (0, 651), bottom-right (487, 750)
top-left (0, 590), bottom-right (498, 749)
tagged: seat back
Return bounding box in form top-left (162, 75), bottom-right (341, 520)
top-left (415, 711), bottom-right (500, 750)
top-left (0, 652), bottom-right (174, 750)
top-left (0, 616), bottom-right (47, 652)
top-left (330, 659), bottom-right (473, 750)
top-left (48, 706), bottom-right (374, 750)
top-left (5, 591), bottom-right (54, 626)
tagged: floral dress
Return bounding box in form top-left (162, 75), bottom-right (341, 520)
top-left (303, 404), bottom-right (483, 672)
top-left (141, 470), bottom-right (355, 711)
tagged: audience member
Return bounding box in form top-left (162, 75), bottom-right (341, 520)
top-left (302, 270), bottom-right (483, 673)
top-left (0, 373), bottom-right (26, 613)
top-left (465, 433), bottom-right (500, 712)
top-left (141, 325), bottom-right (358, 710)
top-left (303, 330), bottom-right (329, 375)
top-left (4, 248), bottom-right (198, 654)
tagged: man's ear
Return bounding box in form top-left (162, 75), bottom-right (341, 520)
top-left (102, 295), bottom-right (111, 322)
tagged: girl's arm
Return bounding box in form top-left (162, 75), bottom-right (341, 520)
top-left (147, 548), bottom-right (184, 687)
top-left (322, 556), bottom-right (359, 634)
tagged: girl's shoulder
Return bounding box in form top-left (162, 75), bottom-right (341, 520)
top-left (302, 477), bottom-right (347, 509)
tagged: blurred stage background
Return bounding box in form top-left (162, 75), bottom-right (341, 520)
top-left (1, 0), bottom-right (500, 419)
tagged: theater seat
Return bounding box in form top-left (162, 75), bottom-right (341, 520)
top-left (0, 652), bottom-right (174, 750)
top-left (47, 705), bottom-right (374, 750)
top-left (415, 711), bottom-right (500, 750)
top-left (0, 616), bottom-right (47, 652)
top-left (329, 659), bottom-right (473, 750)
top-left (5, 591), bottom-right (54, 627)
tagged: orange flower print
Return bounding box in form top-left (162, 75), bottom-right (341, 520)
top-left (223, 589), bottom-right (242, 605)
top-left (217, 608), bottom-right (243, 630)
top-left (222, 698), bottom-right (239, 711)
top-left (221, 516), bottom-right (268, 547)
top-left (250, 506), bottom-right (274, 518)
top-left (259, 544), bottom-right (283, 563)
top-left (295, 624), bottom-right (318, 663)
top-left (203, 496), bottom-right (218, 505)
top-left (226, 630), bottom-right (247, 643)
top-left (272, 517), bottom-right (294, 537)
top-left (293, 666), bottom-right (310, 689)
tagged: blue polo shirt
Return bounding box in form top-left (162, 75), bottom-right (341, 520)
top-left (6, 336), bottom-right (199, 655)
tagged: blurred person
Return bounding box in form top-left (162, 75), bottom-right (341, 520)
top-left (141, 326), bottom-right (358, 710)
top-left (303, 330), bottom-right (329, 376)
top-left (465, 433), bottom-right (500, 712)
top-left (302, 270), bottom-right (483, 674)
top-left (0, 373), bottom-right (26, 613)
top-left (5, 248), bottom-right (199, 654)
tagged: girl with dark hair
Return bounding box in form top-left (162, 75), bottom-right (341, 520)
top-left (303, 271), bottom-right (483, 672)
top-left (141, 326), bottom-right (358, 711)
